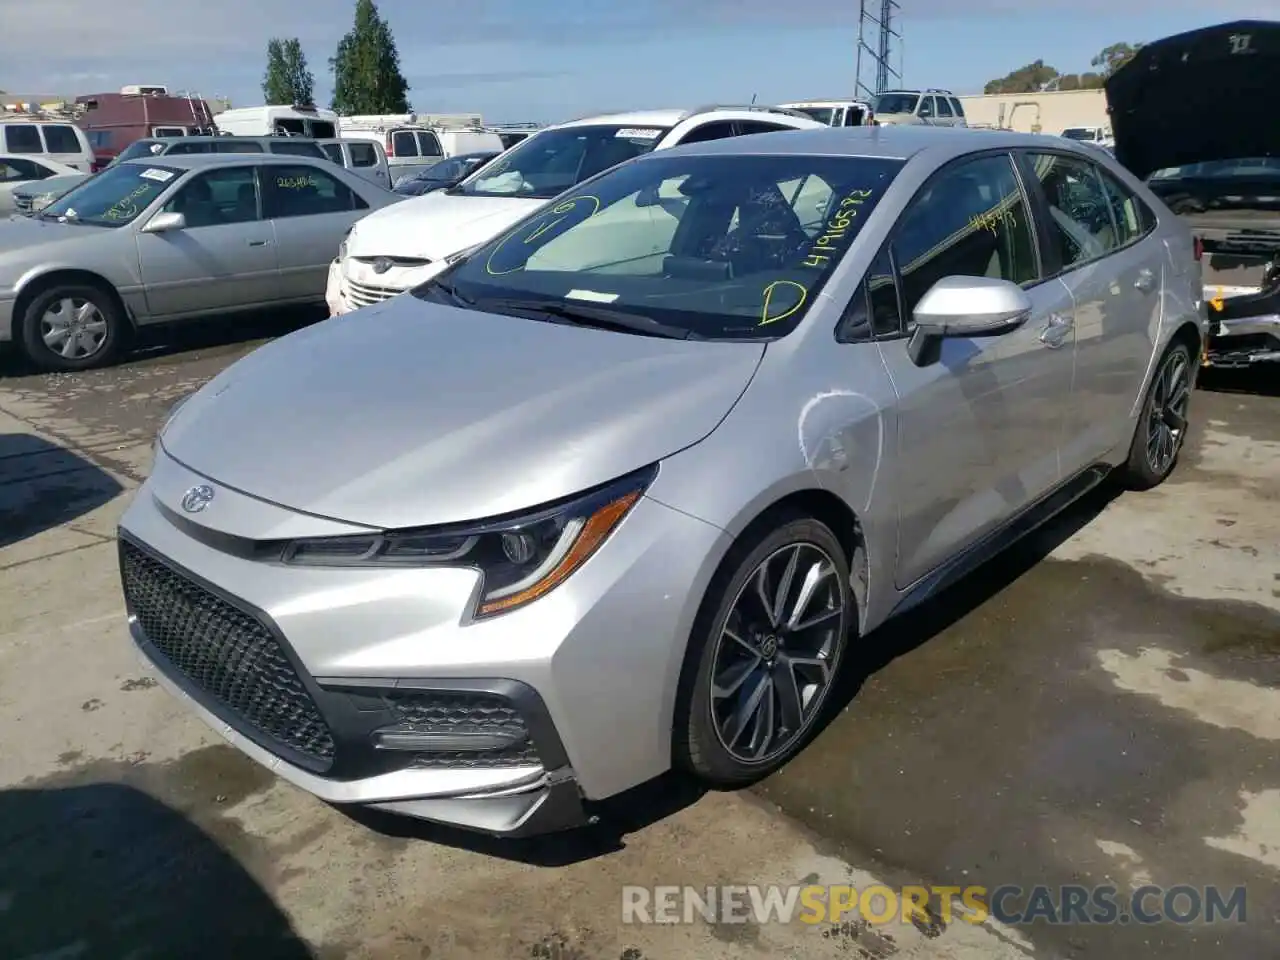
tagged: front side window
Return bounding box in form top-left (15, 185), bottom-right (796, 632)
top-left (4, 125), bottom-right (42, 153)
top-left (679, 121), bottom-right (738, 144)
top-left (261, 164), bottom-right (366, 218)
top-left (152, 126), bottom-right (186, 138)
top-left (874, 93), bottom-right (919, 115)
top-left (792, 106), bottom-right (837, 125)
top-left (40, 163), bottom-right (180, 226)
top-left (269, 140), bottom-right (323, 157)
top-left (893, 154), bottom-right (1039, 320)
top-left (0, 158), bottom-right (52, 182)
top-left (1024, 152), bottom-right (1118, 268)
top-left (167, 142), bottom-right (213, 155)
top-left (322, 143), bottom-right (344, 163)
top-left (42, 125), bottom-right (82, 153)
top-left (308, 120), bottom-right (336, 139)
top-left (737, 120), bottom-right (799, 136)
top-left (163, 166), bottom-right (260, 226)
top-left (455, 125), bottom-right (672, 200)
top-left (427, 153), bottom-right (903, 340)
top-left (349, 142), bottom-right (377, 167)
top-left (275, 118), bottom-right (305, 136)
top-left (215, 140), bottom-right (263, 153)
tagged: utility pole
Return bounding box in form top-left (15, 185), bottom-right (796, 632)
top-left (854, 0), bottom-right (902, 100)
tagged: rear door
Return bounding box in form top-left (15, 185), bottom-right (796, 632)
top-left (346, 140), bottom-right (390, 187)
top-left (135, 165), bottom-right (278, 317)
top-left (263, 162), bottom-right (372, 299)
top-left (1019, 150), bottom-right (1161, 467)
top-left (39, 124), bottom-right (92, 170)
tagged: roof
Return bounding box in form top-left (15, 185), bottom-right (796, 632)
top-left (118, 153), bottom-right (331, 171)
top-left (136, 134), bottom-right (321, 144)
top-left (649, 124), bottom-right (1081, 161)
top-left (552, 109), bottom-right (690, 129)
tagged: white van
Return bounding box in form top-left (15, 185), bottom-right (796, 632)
top-left (213, 104), bottom-right (339, 139)
top-left (317, 137), bottom-right (392, 189)
top-left (340, 114), bottom-right (504, 182)
top-left (779, 100), bottom-right (875, 127)
top-left (0, 119), bottom-right (94, 172)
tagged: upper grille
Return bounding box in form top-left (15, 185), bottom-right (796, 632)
top-left (346, 278), bottom-right (406, 308)
top-left (120, 539), bottom-right (336, 767)
top-left (13, 194), bottom-right (33, 215)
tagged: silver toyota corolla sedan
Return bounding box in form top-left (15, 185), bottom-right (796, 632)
top-left (117, 126), bottom-right (1205, 837)
top-left (0, 154), bottom-right (399, 372)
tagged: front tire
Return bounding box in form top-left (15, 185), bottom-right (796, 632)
top-left (1120, 341), bottom-right (1193, 490)
top-left (675, 513), bottom-right (853, 787)
top-left (19, 283), bottom-right (126, 372)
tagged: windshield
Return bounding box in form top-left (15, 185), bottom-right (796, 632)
top-left (41, 162), bottom-right (179, 226)
top-left (1061, 128), bottom-right (1095, 141)
top-left (113, 139), bottom-right (166, 165)
top-left (424, 152), bottom-right (903, 340)
top-left (874, 93), bottom-right (919, 115)
top-left (791, 106), bottom-right (837, 125)
top-left (452, 125), bottom-right (671, 200)
top-left (1150, 158), bottom-right (1280, 180)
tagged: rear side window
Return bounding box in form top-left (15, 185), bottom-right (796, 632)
top-left (679, 121), bottom-right (738, 144)
top-left (321, 143), bottom-right (344, 163)
top-left (1095, 167), bottom-right (1155, 245)
top-left (950, 98), bottom-right (965, 117)
top-left (893, 153), bottom-right (1040, 320)
top-left (270, 140), bottom-right (323, 157)
top-left (737, 120), bottom-right (798, 136)
top-left (261, 164), bottom-right (367, 218)
top-left (42, 125), bottom-right (82, 153)
top-left (167, 141), bottom-right (213, 154)
top-left (935, 97), bottom-right (954, 117)
top-left (417, 132), bottom-right (443, 157)
top-left (4, 125), bottom-right (42, 153)
top-left (216, 140), bottom-right (263, 153)
top-left (1024, 152), bottom-right (1119, 268)
top-left (309, 121), bottom-right (337, 139)
top-left (391, 130), bottom-right (418, 157)
top-left (348, 142), bottom-right (378, 167)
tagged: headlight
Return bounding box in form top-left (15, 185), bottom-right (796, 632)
top-left (277, 465), bottom-right (656, 618)
top-left (160, 392), bottom-right (193, 435)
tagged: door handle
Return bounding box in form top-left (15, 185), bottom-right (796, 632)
top-left (1134, 268), bottom-right (1156, 292)
top-left (247, 239), bottom-right (270, 246)
top-left (1038, 312), bottom-right (1074, 348)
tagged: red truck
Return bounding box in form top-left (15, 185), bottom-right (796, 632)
top-left (75, 84), bottom-right (215, 170)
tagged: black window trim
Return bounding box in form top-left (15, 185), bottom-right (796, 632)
top-left (834, 148), bottom-right (1047, 344)
top-left (1014, 147), bottom-right (1157, 283)
top-left (731, 119), bottom-right (798, 137)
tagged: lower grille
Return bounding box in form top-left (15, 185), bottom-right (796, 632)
top-left (347, 278), bottom-right (406, 308)
top-left (13, 195), bottom-right (33, 215)
top-left (120, 539), bottom-right (337, 768)
top-left (385, 691), bottom-right (541, 769)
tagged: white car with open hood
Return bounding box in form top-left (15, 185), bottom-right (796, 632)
top-left (325, 105), bottom-right (824, 315)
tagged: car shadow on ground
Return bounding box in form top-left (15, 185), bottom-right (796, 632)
top-left (0, 783), bottom-right (314, 958)
top-left (1198, 364), bottom-right (1279, 397)
top-left (0, 434), bottom-right (123, 548)
top-left (347, 482), bottom-right (1122, 866)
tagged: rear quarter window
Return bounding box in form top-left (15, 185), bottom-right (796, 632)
top-left (42, 125), bottom-right (83, 153)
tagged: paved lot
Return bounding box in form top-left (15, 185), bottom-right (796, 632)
top-left (1, 318), bottom-right (1277, 960)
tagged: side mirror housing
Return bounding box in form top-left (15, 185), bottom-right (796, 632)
top-left (907, 275), bottom-right (1033, 366)
top-left (141, 210), bottom-right (186, 234)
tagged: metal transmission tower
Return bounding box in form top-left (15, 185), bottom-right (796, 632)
top-left (854, 0), bottom-right (902, 100)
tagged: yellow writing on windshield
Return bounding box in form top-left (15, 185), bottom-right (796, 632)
top-left (802, 189), bottom-right (874, 268)
top-left (277, 175), bottom-right (318, 190)
top-left (759, 280), bottom-right (808, 326)
top-left (485, 195), bottom-right (601, 276)
top-left (101, 182), bottom-right (156, 221)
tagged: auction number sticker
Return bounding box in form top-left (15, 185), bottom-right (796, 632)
top-left (615, 128), bottom-right (662, 139)
top-left (139, 168), bottom-right (174, 182)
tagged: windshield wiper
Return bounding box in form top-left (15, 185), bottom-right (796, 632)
top-left (479, 298), bottom-right (695, 339)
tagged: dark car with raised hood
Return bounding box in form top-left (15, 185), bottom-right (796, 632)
top-left (1109, 19), bottom-right (1280, 367)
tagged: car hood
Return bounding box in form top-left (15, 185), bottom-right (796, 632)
top-left (15, 174), bottom-right (89, 197)
top-left (160, 296), bottom-right (765, 529)
top-left (0, 216), bottom-right (117, 269)
top-left (346, 191), bottom-right (543, 261)
top-left (1108, 21), bottom-right (1280, 180)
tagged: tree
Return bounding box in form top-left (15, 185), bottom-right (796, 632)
top-left (329, 0), bottom-right (410, 115)
top-left (983, 60), bottom-right (1060, 95)
top-left (262, 38), bottom-right (315, 106)
top-left (1091, 42), bottom-right (1142, 77)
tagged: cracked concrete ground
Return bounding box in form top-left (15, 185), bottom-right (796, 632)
top-left (1, 319), bottom-right (1276, 960)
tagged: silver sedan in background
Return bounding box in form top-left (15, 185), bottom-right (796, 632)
top-left (118, 126), bottom-right (1205, 837)
top-left (0, 154), bottom-right (400, 371)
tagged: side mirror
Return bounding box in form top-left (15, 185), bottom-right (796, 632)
top-left (141, 211), bottom-right (186, 233)
top-left (907, 275), bottom-right (1033, 367)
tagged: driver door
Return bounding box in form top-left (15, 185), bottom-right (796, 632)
top-left (872, 152), bottom-right (1076, 587)
top-left (135, 166), bottom-right (278, 318)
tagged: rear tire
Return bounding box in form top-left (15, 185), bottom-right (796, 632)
top-left (674, 512), bottom-right (853, 787)
top-left (19, 282), bottom-right (126, 372)
top-left (1120, 341), bottom-right (1193, 490)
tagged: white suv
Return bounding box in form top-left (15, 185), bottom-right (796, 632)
top-left (872, 89), bottom-right (967, 127)
top-left (325, 105), bottom-right (824, 314)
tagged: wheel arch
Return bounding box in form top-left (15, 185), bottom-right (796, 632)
top-left (13, 269), bottom-right (133, 335)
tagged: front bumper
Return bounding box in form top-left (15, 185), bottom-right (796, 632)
top-left (325, 255), bottom-right (447, 316)
top-left (117, 450), bottom-right (727, 836)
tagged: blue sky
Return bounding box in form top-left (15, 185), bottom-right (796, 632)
top-left (1, 0), bottom-right (1276, 122)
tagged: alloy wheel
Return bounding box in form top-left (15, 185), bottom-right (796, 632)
top-left (709, 542), bottom-right (845, 764)
top-left (41, 297), bottom-right (108, 360)
top-left (1146, 349), bottom-right (1191, 475)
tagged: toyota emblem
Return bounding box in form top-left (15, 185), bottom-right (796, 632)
top-left (372, 257), bottom-right (392, 274)
top-left (180, 484), bottom-right (215, 513)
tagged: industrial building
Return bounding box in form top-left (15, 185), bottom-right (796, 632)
top-left (957, 89), bottom-right (1110, 135)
